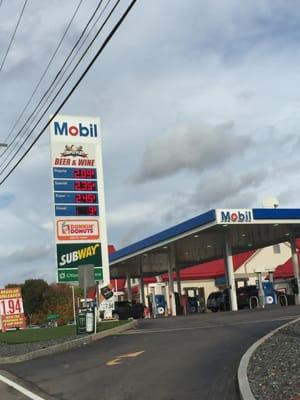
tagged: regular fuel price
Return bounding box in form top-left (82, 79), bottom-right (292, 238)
top-left (53, 167), bottom-right (97, 180)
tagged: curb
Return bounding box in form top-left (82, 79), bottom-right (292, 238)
top-left (238, 316), bottom-right (300, 400)
top-left (0, 319), bottom-right (138, 364)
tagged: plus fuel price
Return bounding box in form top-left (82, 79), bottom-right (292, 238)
top-left (54, 180), bottom-right (98, 192)
top-left (74, 180), bottom-right (97, 192)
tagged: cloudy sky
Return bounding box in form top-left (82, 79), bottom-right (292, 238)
top-left (0, 0), bottom-right (299, 285)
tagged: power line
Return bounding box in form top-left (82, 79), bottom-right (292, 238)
top-left (0, 0), bottom-right (28, 72)
top-left (0, 0), bottom-right (107, 167)
top-left (2, 0), bottom-right (84, 146)
top-left (0, 0), bottom-right (138, 185)
top-left (0, 0), bottom-right (111, 171)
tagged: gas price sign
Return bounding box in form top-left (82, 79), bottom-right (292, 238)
top-left (53, 167), bottom-right (97, 180)
top-left (55, 205), bottom-right (99, 217)
top-left (54, 179), bottom-right (98, 192)
top-left (0, 287), bottom-right (26, 332)
top-left (54, 192), bottom-right (98, 204)
top-left (49, 115), bottom-right (111, 290)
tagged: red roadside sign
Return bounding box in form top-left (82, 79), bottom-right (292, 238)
top-left (0, 287), bottom-right (26, 332)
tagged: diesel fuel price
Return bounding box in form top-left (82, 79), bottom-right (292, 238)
top-left (76, 205), bottom-right (98, 216)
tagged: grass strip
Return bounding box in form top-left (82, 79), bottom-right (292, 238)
top-left (0, 320), bottom-right (130, 344)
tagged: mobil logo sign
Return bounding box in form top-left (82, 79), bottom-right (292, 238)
top-left (218, 209), bottom-right (253, 224)
top-left (53, 121), bottom-right (98, 138)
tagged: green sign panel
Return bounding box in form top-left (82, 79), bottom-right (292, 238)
top-left (56, 243), bottom-right (102, 269)
top-left (57, 267), bottom-right (103, 283)
top-left (47, 314), bottom-right (59, 321)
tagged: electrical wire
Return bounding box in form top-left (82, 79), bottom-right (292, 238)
top-left (33, 0), bottom-right (110, 126)
top-left (0, 0), bottom-right (28, 72)
top-left (2, 0), bottom-right (84, 146)
top-left (0, 0), bottom-right (107, 167)
top-left (0, 0), bottom-right (111, 171)
top-left (0, 0), bottom-right (137, 185)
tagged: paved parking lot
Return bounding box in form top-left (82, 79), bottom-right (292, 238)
top-left (1, 306), bottom-right (300, 400)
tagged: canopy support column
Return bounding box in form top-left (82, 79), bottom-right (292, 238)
top-left (139, 257), bottom-right (145, 305)
top-left (224, 233), bottom-right (238, 311)
top-left (167, 244), bottom-right (177, 316)
top-left (175, 264), bottom-right (182, 304)
top-left (290, 232), bottom-right (300, 305)
top-left (126, 272), bottom-right (132, 302)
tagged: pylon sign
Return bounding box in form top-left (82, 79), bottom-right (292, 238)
top-left (49, 115), bottom-right (110, 289)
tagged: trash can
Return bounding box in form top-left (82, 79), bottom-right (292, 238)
top-left (76, 312), bottom-right (87, 335)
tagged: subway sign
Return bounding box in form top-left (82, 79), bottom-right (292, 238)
top-left (56, 243), bottom-right (102, 269)
top-left (216, 209), bottom-right (253, 224)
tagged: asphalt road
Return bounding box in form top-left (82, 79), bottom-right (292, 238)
top-left (0, 381), bottom-right (25, 400)
top-left (1, 306), bottom-right (300, 400)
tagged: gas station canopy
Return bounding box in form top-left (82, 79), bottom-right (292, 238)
top-left (109, 208), bottom-right (300, 279)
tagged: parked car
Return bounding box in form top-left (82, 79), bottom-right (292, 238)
top-left (207, 291), bottom-right (229, 312)
top-left (112, 301), bottom-right (144, 320)
top-left (207, 285), bottom-right (259, 312)
top-left (237, 285), bottom-right (259, 309)
top-left (276, 291), bottom-right (295, 306)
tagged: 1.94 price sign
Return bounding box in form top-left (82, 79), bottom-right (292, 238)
top-left (0, 298), bottom-right (23, 315)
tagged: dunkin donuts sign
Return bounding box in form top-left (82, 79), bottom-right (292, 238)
top-left (57, 219), bottom-right (99, 241)
top-left (217, 209), bottom-right (253, 224)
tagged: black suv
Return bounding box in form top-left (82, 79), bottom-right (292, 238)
top-left (112, 301), bottom-right (144, 320)
top-left (207, 285), bottom-right (259, 312)
top-left (207, 291), bottom-right (229, 312)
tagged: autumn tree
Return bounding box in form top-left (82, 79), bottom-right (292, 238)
top-left (22, 279), bottom-right (49, 324)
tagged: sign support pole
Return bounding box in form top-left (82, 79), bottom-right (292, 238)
top-left (290, 232), bottom-right (300, 305)
top-left (167, 244), bottom-right (177, 316)
top-left (224, 233), bottom-right (238, 311)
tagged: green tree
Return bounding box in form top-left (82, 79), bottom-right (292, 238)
top-left (22, 279), bottom-right (49, 324)
top-left (43, 284), bottom-right (75, 325)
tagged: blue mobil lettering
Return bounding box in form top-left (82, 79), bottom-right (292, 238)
top-left (54, 121), bottom-right (98, 137)
top-left (221, 210), bottom-right (252, 223)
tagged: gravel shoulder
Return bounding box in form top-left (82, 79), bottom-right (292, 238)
top-left (248, 319), bottom-right (300, 400)
top-left (0, 334), bottom-right (83, 358)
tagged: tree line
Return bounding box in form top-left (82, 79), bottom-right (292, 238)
top-left (5, 280), bottom-right (83, 326)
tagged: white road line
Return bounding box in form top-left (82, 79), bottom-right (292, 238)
top-left (0, 373), bottom-right (46, 400)
top-left (121, 315), bottom-right (297, 335)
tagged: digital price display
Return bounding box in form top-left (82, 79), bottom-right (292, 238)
top-left (54, 192), bottom-right (98, 204)
top-left (53, 167), bottom-right (97, 180)
top-left (54, 179), bottom-right (98, 192)
top-left (76, 206), bottom-right (98, 216)
top-left (55, 205), bottom-right (99, 217)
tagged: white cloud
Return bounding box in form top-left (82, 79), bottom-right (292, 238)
top-left (132, 123), bottom-right (250, 183)
top-left (1, 0), bottom-right (300, 283)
